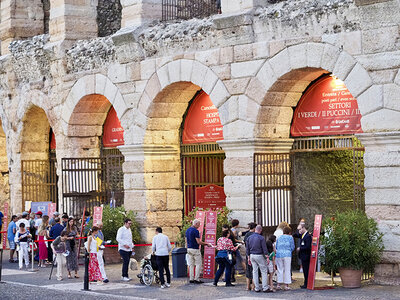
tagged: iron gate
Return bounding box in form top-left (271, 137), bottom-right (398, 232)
top-left (61, 154), bottom-right (124, 216)
top-left (162, 0), bottom-right (219, 21)
top-left (181, 143), bottom-right (224, 215)
top-left (21, 159), bottom-right (58, 210)
top-left (253, 153), bottom-right (293, 227)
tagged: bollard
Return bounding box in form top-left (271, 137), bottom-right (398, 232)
top-left (0, 249), bottom-right (3, 282)
top-left (28, 241), bottom-right (38, 272)
top-left (83, 250), bottom-right (90, 291)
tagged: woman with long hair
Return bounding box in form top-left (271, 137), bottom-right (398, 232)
top-left (87, 226), bottom-right (102, 283)
top-left (37, 216), bottom-right (49, 267)
top-left (63, 217), bottom-right (80, 278)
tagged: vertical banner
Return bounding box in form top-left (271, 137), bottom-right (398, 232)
top-left (307, 214), bottom-right (323, 290)
top-left (93, 206), bottom-right (103, 226)
top-left (2, 203), bottom-right (9, 249)
top-left (203, 210), bottom-right (217, 279)
top-left (195, 210), bottom-right (206, 240)
top-left (48, 203), bottom-right (57, 219)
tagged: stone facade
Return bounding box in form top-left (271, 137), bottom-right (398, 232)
top-left (0, 0), bottom-right (399, 284)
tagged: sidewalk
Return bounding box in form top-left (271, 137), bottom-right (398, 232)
top-left (1, 250), bottom-right (400, 300)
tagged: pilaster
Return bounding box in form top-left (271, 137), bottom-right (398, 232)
top-left (120, 0), bottom-right (162, 28)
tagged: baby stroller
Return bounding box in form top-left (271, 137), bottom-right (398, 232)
top-left (137, 254), bottom-right (160, 286)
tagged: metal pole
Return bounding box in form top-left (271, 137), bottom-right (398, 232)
top-left (0, 249), bottom-right (3, 282)
top-left (83, 250), bottom-right (89, 291)
top-left (28, 241), bottom-right (38, 272)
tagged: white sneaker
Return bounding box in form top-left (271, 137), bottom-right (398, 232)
top-left (121, 277), bottom-right (131, 281)
top-left (160, 284), bottom-right (166, 289)
top-left (165, 283), bottom-right (170, 288)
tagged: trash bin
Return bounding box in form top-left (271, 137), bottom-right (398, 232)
top-left (172, 247), bottom-right (187, 278)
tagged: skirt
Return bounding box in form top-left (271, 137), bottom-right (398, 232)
top-left (38, 236), bottom-right (48, 260)
top-left (89, 253), bottom-right (102, 282)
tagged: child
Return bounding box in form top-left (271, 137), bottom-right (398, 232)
top-left (266, 235), bottom-right (277, 292)
top-left (16, 223), bottom-right (32, 270)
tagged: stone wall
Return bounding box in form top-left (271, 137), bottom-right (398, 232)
top-left (97, 0), bottom-right (122, 37)
top-left (0, 0), bottom-right (398, 283)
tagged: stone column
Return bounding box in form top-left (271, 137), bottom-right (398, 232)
top-left (218, 138), bottom-right (293, 225)
top-left (120, 0), bottom-right (162, 28)
top-left (357, 131), bottom-right (400, 285)
top-left (220, 0), bottom-right (268, 14)
top-left (0, 0), bottom-right (44, 54)
top-left (118, 144), bottom-right (182, 244)
top-left (49, 0), bottom-right (97, 44)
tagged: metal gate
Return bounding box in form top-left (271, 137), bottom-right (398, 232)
top-left (61, 154), bottom-right (124, 216)
top-left (254, 136), bottom-right (365, 227)
top-left (253, 153), bottom-right (293, 226)
top-left (21, 159), bottom-right (58, 210)
top-left (162, 0), bottom-right (219, 21)
top-left (181, 143), bottom-right (224, 215)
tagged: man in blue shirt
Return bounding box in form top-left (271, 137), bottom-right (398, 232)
top-left (185, 219), bottom-right (212, 284)
top-left (49, 217), bottom-right (64, 240)
top-left (7, 215), bottom-right (17, 262)
top-left (246, 225), bottom-right (269, 292)
top-left (0, 210), bottom-right (3, 243)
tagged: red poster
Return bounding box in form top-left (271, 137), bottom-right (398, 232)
top-left (195, 184), bottom-right (226, 209)
top-left (195, 210), bottom-right (206, 241)
top-left (291, 76), bottom-right (362, 137)
top-left (93, 206), bottom-right (103, 226)
top-left (48, 203), bottom-right (57, 219)
top-left (308, 214), bottom-right (322, 290)
top-left (203, 210), bottom-right (217, 279)
top-left (2, 203), bottom-right (8, 249)
top-left (182, 91), bottom-right (223, 144)
top-left (102, 107), bottom-right (124, 147)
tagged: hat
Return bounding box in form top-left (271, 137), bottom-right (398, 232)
top-left (22, 211), bottom-right (29, 217)
top-left (36, 211), bottom-right (43, 215)
top-left (54, 211), bottom-right (60, 216)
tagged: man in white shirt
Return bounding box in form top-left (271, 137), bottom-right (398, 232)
top-left (152, 227), bottom-right (172, 289)
top-left (15, 212), bottom-right (30, 232)
top-left (116, 218), bottom-right (134, 281)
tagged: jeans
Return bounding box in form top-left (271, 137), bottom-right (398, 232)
top-left (156, 255), bottom-right (171, 285)
top-left (214, 257), bottom-right (232, 285)
top-left (119, 249), bottom-right (132, 278)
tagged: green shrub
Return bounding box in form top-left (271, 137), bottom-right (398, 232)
top-left (177, 206), bottom-right (231, 247)
top-left (320, 210), bottom-right (383, 273)
top-left (89, 206), bottom-right (141, 245)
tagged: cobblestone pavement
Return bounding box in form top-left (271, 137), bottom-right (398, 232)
top-left (1, 252), bottom-right (400, 300)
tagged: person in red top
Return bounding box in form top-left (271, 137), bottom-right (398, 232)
top-left (213, 230), bottom-right (240, 287)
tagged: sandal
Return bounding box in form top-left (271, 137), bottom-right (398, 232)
top-left (276, 285), bottom-right (282, 290)
top-left (75, 275), bottom-right (80, 278)
top-left (284, 287), bottom-right (291, 291)
top-left (68, 274), bottom-right (72, 279)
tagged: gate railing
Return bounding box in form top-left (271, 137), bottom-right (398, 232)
top-left (162, 0), bottom-right (219, 21)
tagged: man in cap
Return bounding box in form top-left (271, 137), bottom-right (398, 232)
top-left (49, 212), bottom-right (60, 226)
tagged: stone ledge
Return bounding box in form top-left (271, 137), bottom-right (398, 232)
top-left (354, 0), bottom-right (390, 6)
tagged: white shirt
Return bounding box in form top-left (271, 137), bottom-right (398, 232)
top-left (35, 218), bottom-right (43, 228)
top-left (15, 219), bottom-right (30, 231)
top-left (152, 233), bottom-right (172, 256)
top-left (116, 226), bottom-right (134, 252)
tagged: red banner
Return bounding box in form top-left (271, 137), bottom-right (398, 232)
top-left (291, 76), bottom-right (362, 137)
top-left (2, 203), bottom-right (9, 249)
top-left (93, 206), bottom-right (103, 226)
top-left (195, 210), bottom-right (206, 241)
top-left (48, 203), bottom-right (57, 219)
top-left (103, 107), bottom-right (124, 147)
top-left (182, 91), bottom-right (223, 144)
top-left (50, 130), bottom-right (56, 150)
top-left (308, 214), bottom-right (322, 290)
top-left (203, 210), bottom-right (217, 279)
top-left (195, 184), bottom-right (226, 209)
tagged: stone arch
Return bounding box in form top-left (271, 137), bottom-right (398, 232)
top-left (246, 42), bottom-right (377, 139)
top-left (134, 59), bottom-right (230, 145)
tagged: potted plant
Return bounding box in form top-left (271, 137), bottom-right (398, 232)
top-left (320, 210), bottom-right (384, 288)
top-left (89, 206), bottom-right (141, 263)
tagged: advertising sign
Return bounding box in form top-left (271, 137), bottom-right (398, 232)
top-left (93, 206), bottom-right (103, 226)
top-left (307, 214), bottom-right (323, 290)
top-left (2, 203), bottom-right (8, 249)
top-left (194, 210), bottom-right (206, 240)
top-left (48, 203), bottom-right (57, 219)
top-left (102, 107), bottom-right (124, 147)
top-left (195, 184), bottom-right (226, 209)
top-left (203, 210), bottom-right (217, 279)
top-left (291, 76), bottom-right (362, 137)
top-left (30, 202), bottom-right (52, 215)
top-left (182, 91), bottom-right (224, 144)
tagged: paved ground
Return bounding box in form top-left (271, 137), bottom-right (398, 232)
top-left (1, 250), bottom-right (400, 299)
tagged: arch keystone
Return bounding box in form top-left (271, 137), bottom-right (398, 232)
top-left (307, 43), bottom-right (324, 68)
top-left (288, 44), bottom-right (307, 70)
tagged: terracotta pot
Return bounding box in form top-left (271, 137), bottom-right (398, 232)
top-left (339, 268), bottom-right (363, 288)
top-left (103, 247), bottom-right (122, 264)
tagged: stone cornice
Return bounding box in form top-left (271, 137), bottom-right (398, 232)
top-left (357, 131), bottom-right (400, 148)
top-left (218, 139), bottom-right (293, 157)
top-left (118, 144), bottom-right (179, 160)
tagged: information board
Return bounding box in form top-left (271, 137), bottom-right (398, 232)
top-left (30, 202), bottom-right (52, 215)
top-left (93, 206), bottom-right (103, 226)
top-left (195, 184), bottom-right (226, 209)
top-left (203, 210), bottom-right (217, 279)
top-left (307, 214), bottom-right (322, 290)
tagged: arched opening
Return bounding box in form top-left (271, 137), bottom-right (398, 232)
top-left (254, 68), bottom-right (365, 228)
top-left (0, 121), bottom-right (10, 211)
top-left (20, 106), bottom-right (57, 211)
top-left (63, 94), bottom-right (125, 216)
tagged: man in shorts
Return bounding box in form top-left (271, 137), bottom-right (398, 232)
top-left (7, 215), bottom-right (18, 262)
